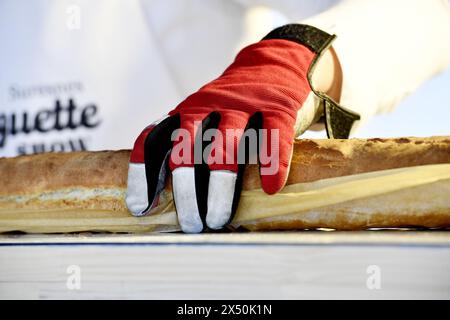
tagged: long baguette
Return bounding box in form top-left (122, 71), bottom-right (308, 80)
top-left (0, 136), bottom-right (449, 233)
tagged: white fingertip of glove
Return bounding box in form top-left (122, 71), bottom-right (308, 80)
top-left (206, 170), bottom-right (237, 230)
top-left (172, 167), bottom-right (204, 233)
top-left (126, 163), bottom-right (149, 216)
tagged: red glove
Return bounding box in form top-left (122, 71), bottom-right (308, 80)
top-left (126, 24), bottom-right (359, 233)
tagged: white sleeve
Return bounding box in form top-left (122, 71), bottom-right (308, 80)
top-left (233, 0), bottom-right (338, 21)
top-left (302, 0), bottom-right (450, 130)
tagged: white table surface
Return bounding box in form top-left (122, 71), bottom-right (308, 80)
top-left (0, 231), bottom-right (449, 299)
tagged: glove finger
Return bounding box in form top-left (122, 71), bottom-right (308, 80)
top-left (172, 167), bottom-right (203, 233)
top-left (170, 112), bottom-right (215, 233)
top-left (169, 112), bottom-right (210, 171)
top-left (205, 111), bottom-right (250, 230)
top-left (126, 115), bottom-right (179, 216)
top-left (259, 112), bottom-right (295, 194)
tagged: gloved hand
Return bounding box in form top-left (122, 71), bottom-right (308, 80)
top-left (126, 24), bottom-right (359, 233)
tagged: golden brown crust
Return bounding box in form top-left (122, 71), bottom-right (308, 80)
top-left (0, 150), bottom-right (131, 213)
top-left (0, 150), bottom-right (130, 195)
top-left (243, 136), bottom-right (450, 189)
top-left (1, 136), bottom-right (448, 196)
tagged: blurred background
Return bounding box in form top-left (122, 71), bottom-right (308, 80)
top-left (304, 68), bottom-right (450, 139)
top-left (356, 69), bottom-right (450, 138)
top-left (0, 0), bottom-right (449, 157)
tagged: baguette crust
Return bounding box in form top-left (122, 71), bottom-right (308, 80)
top-left (0, 150), bottom-right (129, 211)
top-left (244, 136), bottom-right (450, 189)
top-left (1, 136), bottom-right (448, 195)
top-left (0, 150), bottom-right (129, 194)
top-left (0, 136), bottom-right (449, 232)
